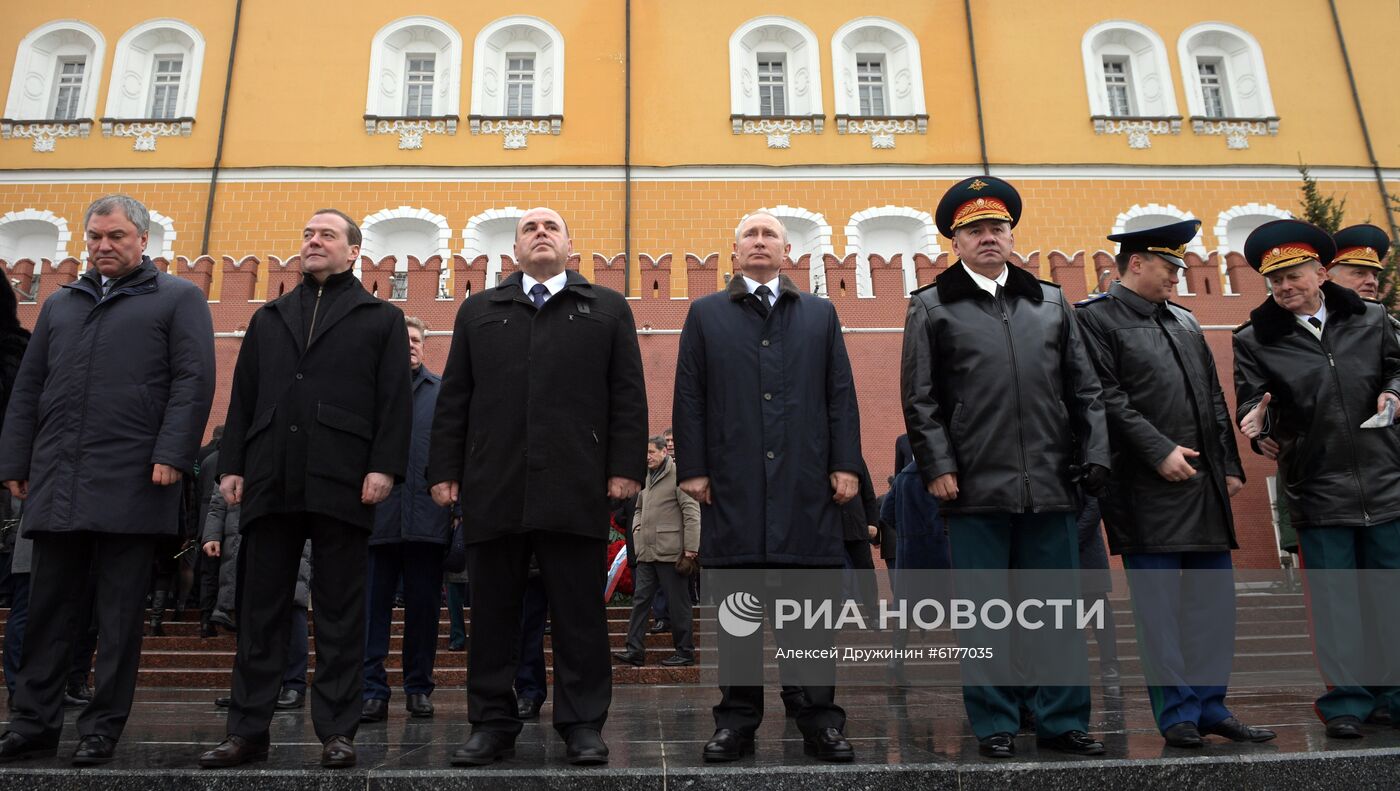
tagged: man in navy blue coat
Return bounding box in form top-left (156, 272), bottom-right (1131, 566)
top-left (673, 210), bottom-right (863, 763)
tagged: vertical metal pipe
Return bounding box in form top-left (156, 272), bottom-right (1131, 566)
top-left (200, 0), bottom-right (243, 255)
top-left (962, 0), bottom-right (990, 176)
top-left (623, 0), bottom-right (633, 296)
top-left (1326, 0), bottom-right (1398, 241)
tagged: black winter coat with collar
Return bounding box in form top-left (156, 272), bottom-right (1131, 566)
top-left (900, 261), bottom-right (1109, 514)
top-left (426, 270), bottom-right (647, 543)
top-left (1075, 282), bottom-right (1242, 554)
top-left (1233, 281), bottom-right (1400, 529)
top-left (219, 272), bottom-right (413, 531)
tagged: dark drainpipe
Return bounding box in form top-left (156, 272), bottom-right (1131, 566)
top-left (1326, 0), bottom-right (1398, 242)
top-left (962, 0), bottom-right (990, 176)
top-left (624, 0), bottom-right (633, 296)
top-left (200, 0), bottom-right (243, 255)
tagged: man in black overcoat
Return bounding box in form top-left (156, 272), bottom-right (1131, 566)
top-left (427, 207), bottom-right (647, 767)
top-left (673, 210), bottom-right (863, 763)
top-left (0, 195), bottom-right (215, 766)
top-left (199, 209), bottom-right (412, 769)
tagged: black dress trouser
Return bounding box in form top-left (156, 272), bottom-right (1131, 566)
top-left (9, 532), bottom-right (157, 742)
top-left (465, 531), bottom-right (610, 738)
top-left (227, 513), bottom-right (366, 743)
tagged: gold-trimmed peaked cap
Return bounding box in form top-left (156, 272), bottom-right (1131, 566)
top-left (936, 176), bottom-right (1022, 238)
top-left (1244, 219), bottom-right (1336, 275)
top-left (1331, 224), bottom-right (1390, 270)
top-left (1107, 219), bottom-right (1200, 270)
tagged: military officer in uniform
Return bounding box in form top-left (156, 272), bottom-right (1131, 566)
top-left (1325, 224), bottom-right (1389, 302)
top-left (900, 176), bottom-right (1110, 758)
top-left (1234, 219), bottom-right (1400, 739)
top-left (1075, 220), bottom-right (1275, 748)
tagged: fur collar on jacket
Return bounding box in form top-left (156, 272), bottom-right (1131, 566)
top-left (1247, 280), bottom-right (1367, 344)
top-left (935, 261), bottom-right (1044, 304)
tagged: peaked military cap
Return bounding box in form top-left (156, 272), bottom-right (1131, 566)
top-left (936, 176), bottom-right (1021, 238)
top-left (1107, 219), bottom-right (1201, 269)
top-left (1331, 224), bottom-right (1390, 270)
top-left (1244, 219), bottom-right (1335, 275)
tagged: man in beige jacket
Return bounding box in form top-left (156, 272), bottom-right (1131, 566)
top-left (614, 436), bottom-right (700, 667)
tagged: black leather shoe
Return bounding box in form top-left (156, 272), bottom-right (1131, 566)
top-left (1366, 708), bottom-right (1392, 726)
top-left (611, 651), bottom-right (644, 667)
top-left (978, 732), bottom-right (1015, 759)
top-left (648, 619), bottom-right (671, 634)
top-left (1038, 730), bottom-right (1105, 756)
top-left (321, 735), bottom-right (355, 769)
top-left (214, 695), bottom-right (232, 708)
top-left (450, 731), bottom-right (515, 766)
top-left (1325, 715), bottom-right (1364, 739)
top-left (1201, 716), bottom-right (1276, 743)
top-left (199, 616), bottom-right (218, 638)
top-left (516, 697), bottom-right (541, 720)
top-left (702, 729), bottom-right (753, 762)
top-left (406, 693), bottom-right (434, 718)
top-left (1163, 722), bottom-right (1204, 748)
top-left (565, 728), bottom-right (609, 765)
top-left (0, 731), bottom-right (58, 762)
top-left (71, 735), bottom-right (116, 766)
top-left (660, 653), bottom-right (695, 667)
top-left (360, 698), bottom-right (388, 723)
top-left (276, 688), bottom-right (305, 710)
top-left (802, 727), bottom-right (853, 762)
top-left (199, 734), bottom-right (269, 769)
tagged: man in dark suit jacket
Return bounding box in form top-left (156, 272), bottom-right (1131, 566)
top-left (199, 208), bottom-right (412, 770)
top-left (427, 207), bottom-right (647, 767)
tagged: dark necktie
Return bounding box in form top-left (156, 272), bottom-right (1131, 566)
top-left (753, 284), bottom-right (773, 317)
top-left (529, 283), bottom-right (549, 309)
top-left (1308, 316), bottom-right (1323, 332)
top-left (994, 284), bottom-right (1004, 300)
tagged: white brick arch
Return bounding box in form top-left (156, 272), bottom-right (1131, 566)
top-left (146, 209), bottom-right (176, 259)
top-left (1215, 203), bottom-right (1292, 296)
top-left (462, 206), bottom-right (527, 287)
top-left (845, 206), bottom-right (939, 297)
top-left (738, 205), bottom-right (833, 295)
top-left (0, 208), bottom-right (71, 262)
top-left (361, 206), bottom-right (452, 272)
top-left (1110, 203), bottom-right (1205, 296)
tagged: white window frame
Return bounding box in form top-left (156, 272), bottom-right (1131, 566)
top-left (830, 17), bottom-right (926, 120)
top-left (1101, 57), bottom-right (1133, 116)
top-left (1081, 20), bottom-right (1178, 119)
top-left (51, 56), bottom-right (88, 120)
top-left (729, 16), bottom-right (823, 119)
top-left (147, 53), bottom-right (184, 119)
top-left (366, 16), bottom-right (462, 121)
top-left (856, 55), bottom-right (886, 116)
top-left (470, 16), bottom-right (565, 119)
top-left (1178, 22), bottom-right (1276, 120)
top-left (104, 19), bottom-right (205, 120)
top-left (756, 53), bottom-right (788, 116)
top-left (4, 21), bottom-right (105, 122)
top-left (1195, 57), bottom-right (1229, 118)
top-left (402, 53), bottom-right (437, 116)
top-left (504, 52), bottom-right (536, 116)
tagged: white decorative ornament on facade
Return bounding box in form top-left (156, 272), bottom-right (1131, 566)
top-left (101, 120), bottom-right (193, 152)
top-left (471, 117), bottom-right (560, 150)
top-left (1093, 117), bottom-right (1180, 149)
top-left (365, 118), bottom-right (456, 150)
top-left (1191, 118), bottom-right (1278, 150)
top-left (2, 121), bottom-right (91, 152)
top-left (733, 117), bottom-right (821, 149)
top-left (837, 117), bottom-right (925, 149)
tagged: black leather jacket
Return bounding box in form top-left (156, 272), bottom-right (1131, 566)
top-left (1076, 283), bottom-right (1242, 553)
top-left (900, 261), bottom-right (1109, 514)
top-left (1233, 282), bottom-right (1400, 529)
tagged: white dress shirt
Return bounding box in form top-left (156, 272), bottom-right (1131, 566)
top-left (965, 264), bottom-right (1009, 297)
top-left (741, 274), bottom-right (781, 308)
top-left (521, 270), bottom-right (569, 305)
top-left (1295, 301), bottom-right (1328, 339)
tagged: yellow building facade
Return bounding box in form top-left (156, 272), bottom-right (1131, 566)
top-left (0, 0), bottom-right (1397, 566)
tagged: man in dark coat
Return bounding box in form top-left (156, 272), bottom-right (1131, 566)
top-left (673, 210), bottom-right (863, 763)
top-left (427, 207), bottom-right (647, 767)
top-left (0, 195), bottom-right (215, 765)
top-left (1234, 219), bottom-right (1400, 739)
top-left (1075, 220), bottom-right (1273, 747)
top-left (900, 176), bottom-right (1110, 758)
top-left (199, 209), bottom-right (412, 770)
top-left (361, 315), bottom-right (452, 723)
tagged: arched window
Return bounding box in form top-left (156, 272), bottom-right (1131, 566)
top-left (1179, 23), bottom-right (1278, 148)
top-left (737, 206), bottom-right (833, 295)
top-left (361, 207), bottom-right (451, 300)
top-left (1110, 204), bottom-right (1205, 296)
top-left (1214, 203), bottom-right (1292, 295)
top-left (845, 206), bottom-right (939, 297)
top-left (1082, 21), bottom-right (1180, 148)
top-left (146, 210), bottom-right (176, 260)
top-left (469, 16), bottom-right (564, 149)
top-left (364, 17), bottom-right (462, 149)
top-left (462, 206), bottom-right (527, 288)
top-left (2, 21), bottom-right (104, 151)
top-left (831, 18), bottom-right (927, 148)
top-left (105, 20), bottom-right (205, 120)
top-left (0, 208), bottom-right (71, 263)
top-left (729, 17), bottom-right (823, 148)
